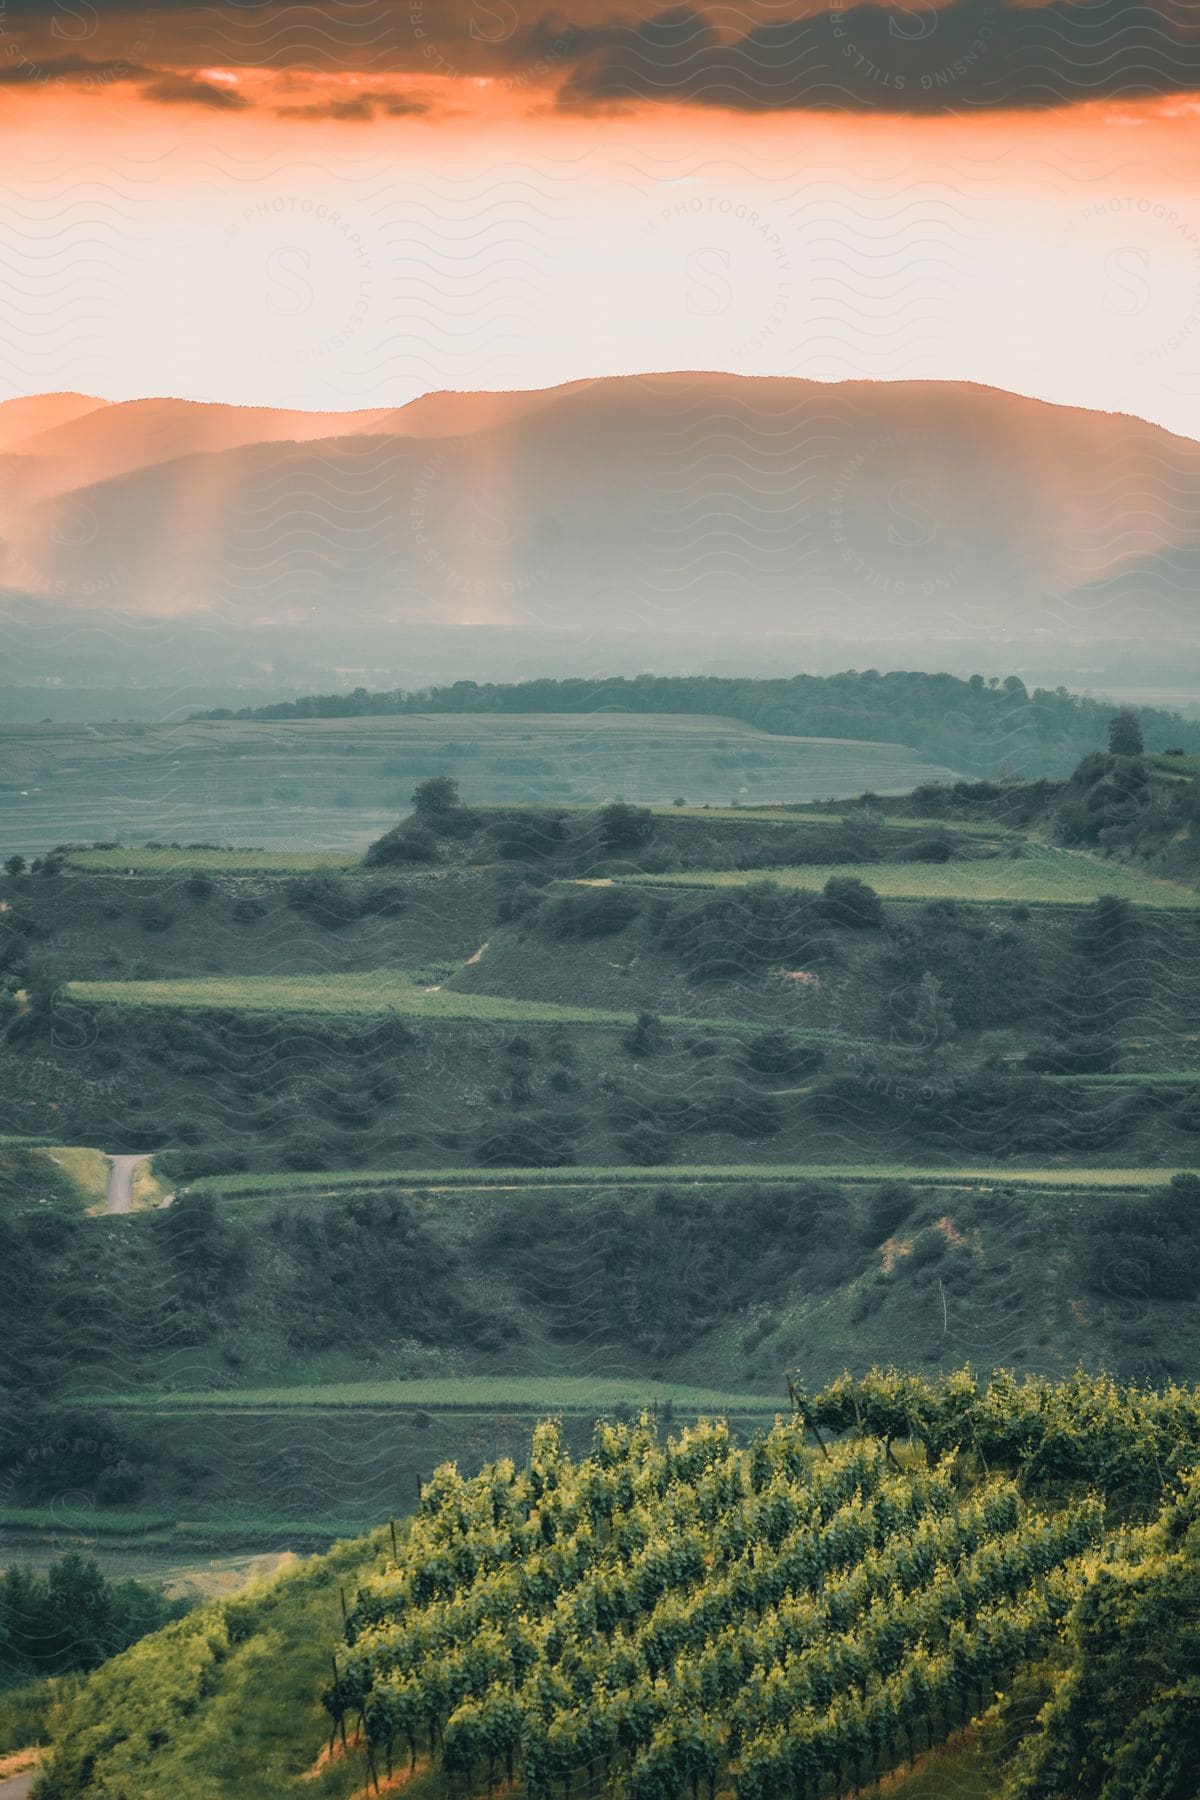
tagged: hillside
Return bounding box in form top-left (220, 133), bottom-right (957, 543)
top-left (26, 1375), bottom-right (1200, 1800)
top-left (3, 759), bottom-right (1200, 1794)
top-left (5, 377), bottom-right (1200, 676)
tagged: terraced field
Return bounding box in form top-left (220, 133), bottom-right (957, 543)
top-left (67, 847), bottom-right (360, 873)
top-left (189, 1161), bottom-right (1186, 1199)
top-left (629, 844), bottom-right (1200, 907)
top-left (79, 1376), bottom-right (783, 1415)
top-left (64, 971), bottom-right (847, 1032)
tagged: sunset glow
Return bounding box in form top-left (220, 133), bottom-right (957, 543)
top-left (2, 2), bottom-right (1199, 437)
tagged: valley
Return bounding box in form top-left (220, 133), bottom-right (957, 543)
top-left (4, 710), bottom-right (1200, 1798)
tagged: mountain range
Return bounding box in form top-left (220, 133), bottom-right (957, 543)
top-left (1, 374), bottom-right (1198, 701)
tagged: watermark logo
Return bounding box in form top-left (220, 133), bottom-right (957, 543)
top-left (645, 192), bottom-right (794, 365)
top-left (828, 429), bottom-right (968, 602)
top-left (1065, 197), bottom-right (1200, 365)
top-left (225, 195), bottom-right (377, 367)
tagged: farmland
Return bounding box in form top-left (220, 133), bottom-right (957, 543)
top-left (0, 712), bottom-right (964, 857)
top-left (65, 971), bottom-right (845, 1031)
top-left (186, 1161), bottom-right (1191, 1200)
top-left (629, 843), bottom-right (1200, 907)
top-left (80, 1376), bottom-right (785, 1415)
top-left (67, 846), bottom-right (361, 873)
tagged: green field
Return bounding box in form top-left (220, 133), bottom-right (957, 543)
top-left (66, 971), bottom-right (645, 1023)
top-left (627, 844), bottom-right (1200, 908)
top-left (188, 1160), bottom-right (1186, 1200)
top-left (64, 971), bottom-right (848, 1032)
top-left (67, 846), bottom-right (360, 873)
top-left (78, 1376), bottom-right (785, 1414)
top-left (59, 811), bottom-right (1007, 873)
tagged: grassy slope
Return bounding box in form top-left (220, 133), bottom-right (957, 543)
top-left (0, 1143), bottom-right (106, 1213)
top-left (79, 1375), bottom-right (784, 1413)
top-left (31, 1530), bottom-right (411, 1800)
top-left (630, 845), bottom-right (1200, 907)
top-left (187, 1162), bottom-right (1191, 1197)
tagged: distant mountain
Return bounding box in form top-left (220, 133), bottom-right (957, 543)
top-left (3, 373), bottom-right (1199, 654)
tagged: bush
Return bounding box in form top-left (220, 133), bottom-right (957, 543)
top-left (900, 833), bottom-right (955, 863)
top-left (488, 810), bottom-right (568, 860)
top-left (597, 802), bottom-right (654, 850)
top-left (474, 1111), bottom-right (576, 1167)
top-left (543, 886), bottom-right (642, 939)
top-left (862, 1180), bottom-right (917, 1246)
top-left (365, 822), bottom-right (439, 866)
top-left (816, 876), bottom-right (884, 929)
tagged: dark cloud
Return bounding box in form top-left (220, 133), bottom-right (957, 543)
top-left (0, 54), bottom-right (151, 87)
top-left (1, 1), bottom-right (1197, 114)
top-left (140, 71), bottom-right (249, 107)
top-left (556, 0), bottom-right (1200, 114)
top-left (275, 91), bottom-right (430, 121)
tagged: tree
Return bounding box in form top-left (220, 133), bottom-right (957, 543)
top-left (1108, 708), bottom-right (1144, 757)
top-left (412, 775), bottom-right (464, 818)
top-left (4, 854), bottom-right (26, 876)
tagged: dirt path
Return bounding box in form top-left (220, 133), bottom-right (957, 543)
top-left (0, 1769), bottom-right (37, 1799)
top-left (106, 1153), bottom-right (149, 1214)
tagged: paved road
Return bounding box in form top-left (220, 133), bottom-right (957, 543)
top-left (0, 1769), bottom-right (37, 1798)
top-left (106, 1153), bottom-right (148, 1214)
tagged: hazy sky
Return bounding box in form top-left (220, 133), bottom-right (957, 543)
top-left (4, 1), bottom-right (1200, 437)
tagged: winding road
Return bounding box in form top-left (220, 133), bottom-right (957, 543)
top-left (105, 1153), bottom-right (149, 1214)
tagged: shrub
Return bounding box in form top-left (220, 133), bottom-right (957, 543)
top-left (598, 801), bottom-right (654, 850)
top-left (543, 886), bottom-right (642, 939)
top-left (488, 810), bottom-right (568, 860)
top-left (365, 823), bottom-right (439, 866)
top-left (816, 876), bottom-right (884, 929)
top-left (474, 1110), bottom-right (576, 1167)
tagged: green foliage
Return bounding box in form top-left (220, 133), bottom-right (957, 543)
top-left (1075, 1172), bottom-right (1200, 1305)
top-left (363, 820), bottom-right (439, 866)
top-left (543, 885), bottom-right (643, 938)
top-left (634, 848), bottom-right (1200, 907)
top-left (34, 1533), bottom-right (382, 1800)
top-left (197, 670), bottom-right (1200, 780)
top-left (1004, 1473), bottom-right (1200, 1798)
top-left (599, 801), bottom-right (655, 849)
top-left (0, 1553), bottom-right (186, 1690)
top-left (329, 1413), bottom-right (1100, 1800)
top-left (1108, 707), bottom-right (1145, 758)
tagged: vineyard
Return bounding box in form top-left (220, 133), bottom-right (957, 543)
top-left (30, 1370), bottom-right (1200, 1798)
top-left (329, 1412), bottom-right (1101, 1800)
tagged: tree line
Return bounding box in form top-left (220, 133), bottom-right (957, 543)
top-left (197, 672), bottom-right (1200, 778)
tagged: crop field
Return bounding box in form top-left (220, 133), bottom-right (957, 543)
top-left (80, 1376), bottom-right (785, 1415)
top-left (66, 972), bottom-right (643, 1023)
top-left (627, 844), bottom-right (1200, 908)
top-left (67, 846), bottom-right (360, 873)
top-left (64, 972), bottom-right (849, 1032)
top-left (187, 1161), bottom-right (1183, 1200)
top-left (0, 712), bottom-right (964, 856)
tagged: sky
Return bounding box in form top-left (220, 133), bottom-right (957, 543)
top-left (3, 1), bottom-right (1200, 438)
